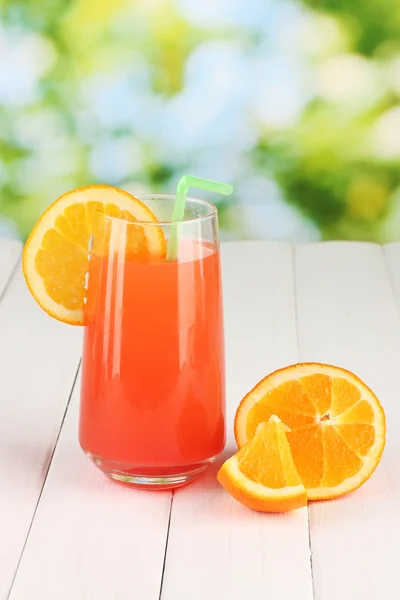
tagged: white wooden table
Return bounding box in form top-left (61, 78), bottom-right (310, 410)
top-left (1, 238), bottom-right (400, 600)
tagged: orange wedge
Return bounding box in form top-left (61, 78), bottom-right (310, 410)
top-left (22, 185), bottom-right (166, 325)
top-left (234, 363), bottom-right (386, 500)
top-left (217, 416), bottom-right (307, 512)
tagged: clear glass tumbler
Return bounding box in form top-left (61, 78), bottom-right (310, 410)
top-left (79, 195), bottom-right (225, 489)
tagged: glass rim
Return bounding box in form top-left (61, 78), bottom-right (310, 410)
top-left (98, 194), bottom-right (218, 226)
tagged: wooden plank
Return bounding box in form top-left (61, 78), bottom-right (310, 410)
top-left (0, 239), bottom-right (21, 295)
top-left (161, 242), bottom-right (313, 600)
top-left (10, 374), bottom-right (172, 600)
top-left (0, 266), bottom-right (82, 599)
top-left (295, 242), bottom-right (400, 600)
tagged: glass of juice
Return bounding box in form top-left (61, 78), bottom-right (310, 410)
top-left (79, 195), bottom-right (225, 489)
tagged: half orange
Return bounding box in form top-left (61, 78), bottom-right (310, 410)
top-left (234, 363), bottom-right (386, 500)
top-left (22, 185), bottom-right (166, 325)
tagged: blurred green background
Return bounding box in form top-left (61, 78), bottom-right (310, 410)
top-left (1, 0), bottom-right (400, 243)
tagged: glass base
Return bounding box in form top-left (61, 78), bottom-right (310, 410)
top-left (85, 451), bottom-right (217, 490)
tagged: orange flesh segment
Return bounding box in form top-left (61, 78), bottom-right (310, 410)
top-left (217, 417), bottom-right (307, 513)
top-left (286, 425), bottom-right (324, 488)
top-left (330, 377), bottom-right (361, 417)
top-left (238, 419), bottom-right (302, 488)
top-left (321, 425), bottom-right (363, 487)
top-left (336, 399), bottom-right (375, 424)
top-left (334, 424), bottom-right (375, 456)
top-left (299, 374), bottom-right (331, 417)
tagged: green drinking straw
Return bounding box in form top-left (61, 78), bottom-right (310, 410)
top-left (166, 174), bottom-right (234, 261)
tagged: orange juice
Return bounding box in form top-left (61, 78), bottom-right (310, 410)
top-left (79, 241), bottom-right (225, 482)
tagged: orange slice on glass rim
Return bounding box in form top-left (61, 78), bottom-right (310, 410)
top-left (217, 416), bottom-right (307, 513)
top-left (234, 363), bottom-right (386, 500)
top-left (22, 185), bottom-right (166, 325)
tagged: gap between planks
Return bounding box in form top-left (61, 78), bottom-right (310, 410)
top-left (158, 492), bottom-right (174, 600)
top-left (0, 242), bottom-right (22, 306)
top-left (292, 245), bottom-right (315, 600)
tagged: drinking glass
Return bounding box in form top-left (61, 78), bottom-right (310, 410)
top-left (79, 195), bottom-right (225, 489)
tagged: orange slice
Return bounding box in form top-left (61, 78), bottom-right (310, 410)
top-left (22, 185), bottom-right (166, 325)
top-left (234, 363), bottom-right (386, 500)
top-left (217, 416), bottom-right (307, 512)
